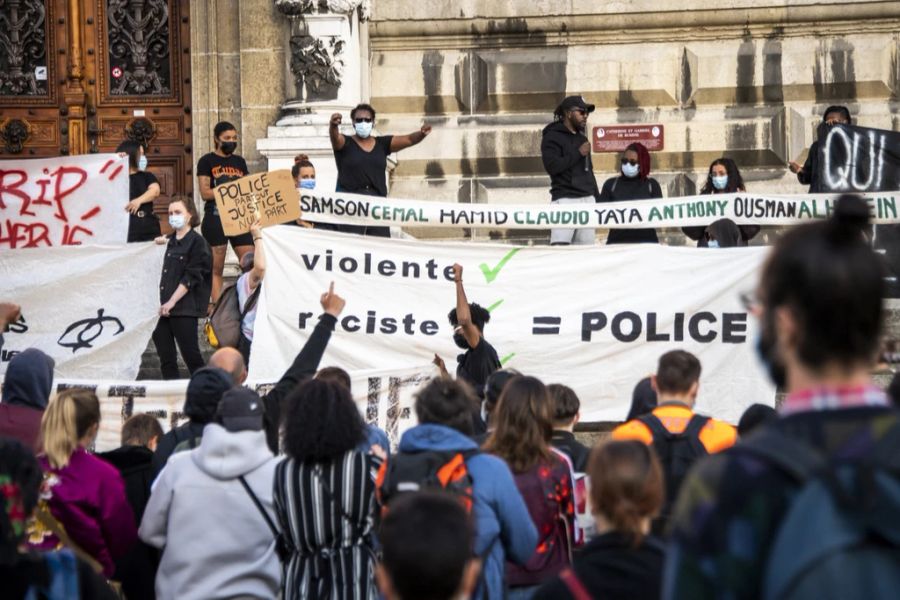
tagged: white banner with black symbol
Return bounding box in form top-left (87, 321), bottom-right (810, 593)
top-left (36, 364), bottom-right (434, 452)
top-left (0, 242), bottom-right (165, 379)
top-left (249, 227), bottom-right (776, 423)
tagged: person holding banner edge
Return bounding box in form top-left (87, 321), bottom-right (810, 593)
top-left (683, 158), bottom-right (760, 246)
top-left (116, 140), bottom-right (161, 243)
top-left (197, 121), bottom-right (254, 308)
top-left (787, 105), bottom-right (852, 193)
top-left (153, 197), bottom-right (212, 380)
top-left (541, 95), bottom-right (601, 246)
top-left (598, 142), bottom-right (663, 244)
top-left (329, 103), bottom-right (432, 237)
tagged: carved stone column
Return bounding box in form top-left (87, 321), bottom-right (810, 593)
top-left (257, 0), bottom-right (370, 187)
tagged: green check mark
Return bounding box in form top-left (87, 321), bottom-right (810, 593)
top-left (500, 352), bottom-right (516, 366)
top-left (487, 299), bottom-right (504, 313)
top-left (479, 248), bottom-right (521, 284)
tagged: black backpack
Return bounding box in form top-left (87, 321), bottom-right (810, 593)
top-left (638, 412), bottom-right (710, 534)
top-left (376, 449), bottom-right (478, 514)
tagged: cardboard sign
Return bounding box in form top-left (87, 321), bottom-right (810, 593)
top-left (213, 169), bottom-right (300, 235)
top-left (593, 125), bottom-right (664, 152)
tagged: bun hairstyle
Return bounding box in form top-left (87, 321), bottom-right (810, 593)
top-left (588, 440), bottom-right (664, 545)
top-left (415, 377), bottom-right (479, 436)
top-left (291, 154), bottom-right (315, 179)
top-left (760, 193), bottom-right (884, 370)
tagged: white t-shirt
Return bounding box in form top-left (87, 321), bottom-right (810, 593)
top-left (236, 272), bottom-right (258, 341)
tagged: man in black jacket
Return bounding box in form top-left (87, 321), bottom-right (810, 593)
top-left (541, 95), bottom-right (601, 246)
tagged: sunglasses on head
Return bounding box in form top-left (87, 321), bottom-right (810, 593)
top-left (621, 158), bottom-right (639, 166)
top-left (354, 117), bottom-right (373, 123)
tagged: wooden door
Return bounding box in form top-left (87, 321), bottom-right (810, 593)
top-left (0, 0), bottom-right (193, 225)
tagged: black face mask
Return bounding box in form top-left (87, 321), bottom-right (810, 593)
top-left (220, 141), bottom-right (237, 155)
top-left (453, 332), bottom-right (470, 350)
top-left (756, 312), bottom-right (787, 389)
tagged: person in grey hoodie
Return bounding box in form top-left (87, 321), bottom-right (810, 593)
top-left (139, 387), bottom-right (280, 600)
top-left (0, 348), bottom-right (54, 452)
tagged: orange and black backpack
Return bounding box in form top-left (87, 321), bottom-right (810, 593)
top-left (376, 449), bottom-right (478, 514)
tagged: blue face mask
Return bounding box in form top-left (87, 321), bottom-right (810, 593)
top-left (621, 163), bottom-right (640, 178)
top-left (712, 174), bottom-right (728, 190)
top-left (138, 156), bottom-right (148, 171)
top-left (299, 179), bottom-right (316, 190)
top-left (707, 239), bottom-right (720, 248)
top-left (168, 214), bottom-right (186, 230)
top-left (354, 121), bottom-right (373, 138)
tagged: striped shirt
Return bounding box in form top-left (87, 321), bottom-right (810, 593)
top-left (274, 451), bottom-right (382, 600)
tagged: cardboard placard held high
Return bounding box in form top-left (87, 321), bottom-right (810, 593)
top-left (213, 170), bottom-right (300, 235)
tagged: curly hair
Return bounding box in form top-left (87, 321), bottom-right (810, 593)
top-left (281, 379), bottom-right (366, 463)
top-left (483, 376), bottom-right (553, 473)
top-left (0, 437), bottom-right (43, 563)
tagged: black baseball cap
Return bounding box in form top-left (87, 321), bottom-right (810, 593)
top-left (559, 95), bottom-right (595, 114)
top-left (215, 387), bottom-right (264, 432)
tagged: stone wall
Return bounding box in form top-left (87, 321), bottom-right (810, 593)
top-left (190, 0), bottom-right (288, 180)
top-left (365, 0), bottom-right (900, 240)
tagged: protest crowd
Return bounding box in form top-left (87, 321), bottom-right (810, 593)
top-left (1, 90), bottom-right (899, 600)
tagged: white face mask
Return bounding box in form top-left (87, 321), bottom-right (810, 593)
top-left (354, 121), bottom-right (373, 138)
top-left (712, 175), bottom-right (729, 190)
top-left (707, 239), bottom-right (720, 248)
top-left (621, 162), bottom-right (640, 178)
top-left (168, 214), bottom-right (186, 230)
top-left (138, 156), bottom-right (148, 171)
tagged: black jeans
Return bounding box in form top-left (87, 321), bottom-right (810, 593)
top-left (153, 316), bottom-right (204, 379)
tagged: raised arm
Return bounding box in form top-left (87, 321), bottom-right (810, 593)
top-left (329, 113), bottom-right (346, 151)
top-left (453, 264), bottom-right (481, 348)
top-left (389, 123), bottom-right (432, 153)
top-left (248, 222), bottom-right (266, 290)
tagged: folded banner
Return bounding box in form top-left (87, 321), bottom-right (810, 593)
top-left (816, 123), bottom-right (900, 193)
top-left (0, 243), bottom-right (165, 379)
top-left (250, 228), bottom-right (776, 423)
top-left (42, 364), bottom-right (434, 452)
top-left (0, 154), bottom-right (129, 248)
top-left (298, 188), bottom-right (900, 230)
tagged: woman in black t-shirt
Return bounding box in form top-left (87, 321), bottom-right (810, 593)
top-left (328, 103), bottom-right (432, 236)
top-left (196, 120), bottom-right (252, 306)
top-left (116, 140), bottom-right (161, 243)
top-left (597, 142), bottom-right (663, 244)
top-left (683, 158), bottom-right (759, 247)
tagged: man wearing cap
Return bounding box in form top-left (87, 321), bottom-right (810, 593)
top-left (140, 387), bottom-right (280, 600)
top-left (541, 95), bottom-right (601, 245)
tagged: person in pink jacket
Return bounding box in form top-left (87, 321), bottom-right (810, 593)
top-left (29, 388), bottom-right (137, 579)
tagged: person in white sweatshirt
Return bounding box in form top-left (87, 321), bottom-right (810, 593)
top-left (139, 387), bottom-right (280, 600)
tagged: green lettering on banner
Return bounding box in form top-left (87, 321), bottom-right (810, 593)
top-left (716, 199), bottom-right (729, 216)
top-left (798, 201), bottom-right (813, 219)
top-left (705, 200), bottom-right (718, 217)
top-left (686, 202), bottom-right (698, 218)
top-left (879, 196), bottom-right (898, 220)
top-left (648, 206), bottom-right (662, 222)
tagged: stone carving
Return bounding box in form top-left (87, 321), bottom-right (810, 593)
top-left (0, 0), bottom-right (48, 96)
top-left (0, 118), bottom-right (32, 154)
top-left (125, 117), bottom-right (157, 148)
top-left (107, 0), bottom-right (171, 95)
top-left (274, 0), bottom-right (367, 17)
top-left (290, 35), bottom-right (345, 98)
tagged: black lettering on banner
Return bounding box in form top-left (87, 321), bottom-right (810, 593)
top-left (107, 385), bottom-right (147, 421)
top-left (297, 312), bottom-right (314, 329)
top-left (366, 377), bottom-right (381, 424)
top-left (689, 312), bottom-right (717, 343)
top-left (385, 374), bottom-right (430, 446)
top-left (722, 313), bottom-right (748, 343)
top-left (611, 312), bottom-right (642, 342)
top-left (56, 383), bottom-right (98, 393)
top-left (646, 313), bottom-right (670, 342)
top-left (533, 316), bottom-right (561, 335)
top-left (581, 311), bottom-right (608, 342)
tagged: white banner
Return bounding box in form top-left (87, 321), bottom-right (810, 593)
top-left (0, 243), bottom-right (165, 379)
top-left (0, 154), bottom-right (130, 248)
top-left (250, 228), bottom-right (776, 423)
top-left (299, 188), bottom-right (900, 229)
top-left (44, 364), bottom-right (434, 452)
